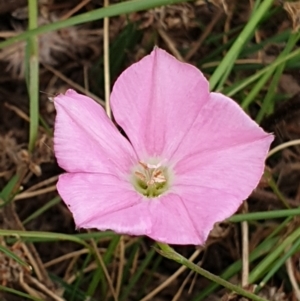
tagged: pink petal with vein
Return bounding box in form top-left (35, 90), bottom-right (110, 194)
top-left (110, 48), bottom-right (210, 159)
top-left (146, 193), bottom-right (206, 244)
top-left (54, 90), bottom-right (136, 175)
top-left (172, 92), bottom-right (273, 227)
top-left (58, 172), bottom-right (206, 244)
top-left (169, 187), bottom-right (242, 244)
top-left (171, 92), bottom-right (273, 165)
top-left (57, 173), bottom-right (151, 235)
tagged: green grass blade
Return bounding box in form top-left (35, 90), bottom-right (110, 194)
top-left (194, 216), bottom-right (292, 300)
top-left (70, 252), bottom-right (92, 301)
top-left (122, 239), bottom-right (141, 283)
top-left (120, 248), bottom-right (156, 301)
top-left (50, 273), bottom-right (96, 301)
top-left (192, 236), bottom-right (278, 300)
top-left (22, 196), bottom-right (61, 225)
top-left (249, 227), bottom-right (300, 283)
top-left (87, 236), bottom-right (120, 297)
top-left (0, 285), bottom-right (42, 301)
top-left (209, 0), bottom-right (274, 90)
top-left (256, 31), bottom-right (300, 122)
top-left (241, 30), bottom-right (299, 111)
top-left (0, 229), bottom-right (90, 248)
top-left (229, 207), bottom-right (300, 222)
top-left (27, 0), bottom-right (39, 152)
top-left (5, 231), bottom-right (115, 243)
top-left (0, 174), bottom-right (19, 204)
top-left (224, 48), bottom-right (300, 97)
top-left (137, 255), bottom-right (163, 299)
top-left (0, 0), bottom-right (192, 50)
top-left (255, 236), bottom-right (300, 292)
top-left (0, 245), bottom-right (31, 270)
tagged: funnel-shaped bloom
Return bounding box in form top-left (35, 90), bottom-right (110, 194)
top-left (54, 48), bottom-right (273, 245)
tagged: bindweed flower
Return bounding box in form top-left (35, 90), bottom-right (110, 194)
top-left (54, 48), bottom-right (273, 245)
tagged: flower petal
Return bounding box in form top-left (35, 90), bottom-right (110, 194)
top-left (172, 92), bottom-right (273, 217)
top-left (147, 193), bottom-right (206, 245)
top-left (57, 172), bottom-right (151, 235)
top-left (168, 187), bottom-right (241, 244)
top-left (54, 89), bottom-right (136, 175)
top-left (58, 173), bottom-right (213, 244)
top-left (171, 92), bottom-right (273, 165)
top-left (110, 48), bottom-right (210, 160)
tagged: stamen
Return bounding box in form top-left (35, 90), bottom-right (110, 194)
top-left (133, 160), bottom-right (170, 197)
top-left (153, 170), bottom-right (162, 177)
top-left (135, 171), bottom-right (146, 182)
top-left (135, 161), bottom-right (167, 187)
top-left (153, 174), bottom-right (166, 183)
top-left (138, 161), bottom-right (149, 170)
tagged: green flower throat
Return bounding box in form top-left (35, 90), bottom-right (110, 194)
top-left (133, 161), bottom-right (170, 198)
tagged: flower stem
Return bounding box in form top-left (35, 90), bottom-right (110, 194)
top-left (156, 242), bottom-right (268, 301)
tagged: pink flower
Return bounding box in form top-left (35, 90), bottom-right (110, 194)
top-left (54, 48), bottom-right (273, 245)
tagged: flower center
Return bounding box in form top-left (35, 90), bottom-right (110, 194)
top-left (132, 161), bottom-right (170, 198)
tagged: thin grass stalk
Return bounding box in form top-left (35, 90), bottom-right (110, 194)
top-left (69, 252), bottom-right (92, 301)
top-left (87, 236), bottom-right (120, 297)
top-left (104, 0), bottom-right (111, 118)
top-left (27, 0), bottom-right (39, 152)
top-left (120, 248), bottom-right (156, 301)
